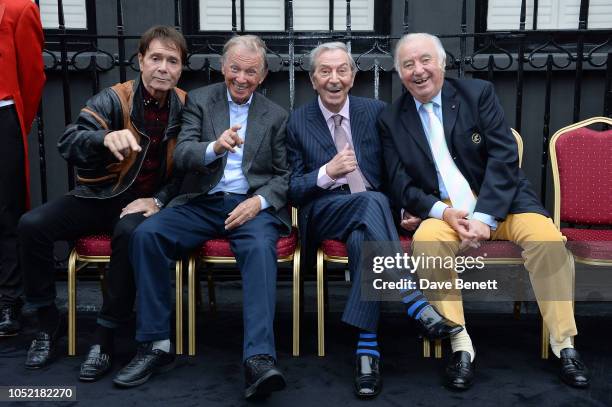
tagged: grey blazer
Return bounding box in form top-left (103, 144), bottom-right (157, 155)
top-left (171, 82), bottom-right (291, 232)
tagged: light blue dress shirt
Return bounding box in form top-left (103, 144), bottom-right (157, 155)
top-left (203, 90), bottom-right (269, 209)
top-left (413, 92), bottom-right (497, 230)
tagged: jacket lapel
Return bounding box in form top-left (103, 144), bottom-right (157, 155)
top-left (307, 100), bottom-right (336, 154)
top-left (399, 94), bottom-right (434, 163)
top-left (348, 96), bottom-right (365, 163)
top-left (242, 92), bottom-right (268, 172)
top-left (441, 80), bottom-right (459, 149)
top-left (210, 85), bottom-right (230, 144)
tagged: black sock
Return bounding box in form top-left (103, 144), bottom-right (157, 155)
top-left (37, 304), bottom-right (59, 335)
top-left (93, 325), bottom-right (114, 353)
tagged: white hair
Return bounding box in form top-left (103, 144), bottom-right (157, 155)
top-left (394, 33), bottom-right (447, 74)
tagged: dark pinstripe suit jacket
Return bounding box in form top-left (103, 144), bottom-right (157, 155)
top-left (287, 95), bottom-right (387, 254)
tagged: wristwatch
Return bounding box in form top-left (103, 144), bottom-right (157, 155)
top-left (153, 197), bottom-right (164, 209)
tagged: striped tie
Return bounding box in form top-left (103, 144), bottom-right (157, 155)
top-left (422, 102), bottom-right (476, 215)
top-left (333, 114), bottom-right (367, 193)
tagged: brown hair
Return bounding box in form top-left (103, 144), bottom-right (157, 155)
top-left (139, 25), bottom-right (188, 64)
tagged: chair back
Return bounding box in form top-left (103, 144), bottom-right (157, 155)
top-left (550, 117), bottom-right (612, 228)
top-left (511, 128), bottom-right (524, 167)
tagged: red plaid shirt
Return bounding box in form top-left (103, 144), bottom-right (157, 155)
top-left (130, 87), bottom-right (169, 198)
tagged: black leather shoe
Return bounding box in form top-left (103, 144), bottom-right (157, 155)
top-left (79, 345), bottom-right (112, 382)
top-left (445, 351), bottom-right (474, 390)
top-left (416, 305), bottom-right (463, 340)
top-left (559, 348), bottom-right (590, 388)
top-left (25, 330), bottom-right (61, 369)
top-left (0, 305), bottom-right (21, 337)
top-left (244, 354), bottom-right (286, 400)
top-left (113, 342), bottom-right (175, 388)
top-left (354, 354), bottom-right (382, 399)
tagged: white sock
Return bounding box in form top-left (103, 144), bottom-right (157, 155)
top-left (152, 339), bottom-right (171, 352)
top-left (450, 326), bottom-right (475, 362)
top-left (550, 334), bottom-right (573, 358)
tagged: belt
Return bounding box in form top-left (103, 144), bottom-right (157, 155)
top-left (209, 191), bottom-right (247, 197)
top-left (330, 184), bottom-right (351, 192)
top-left (331, 184), bottom-right (376, 193)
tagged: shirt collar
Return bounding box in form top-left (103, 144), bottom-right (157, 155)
top-left (318, 96), bottom-right (350, 123)
top-left (142, 84), bottom-right (169, 109)
top-left (413, 91), bottom-right (442, 112)
top-left (227, 89), bottom-right (254, 107)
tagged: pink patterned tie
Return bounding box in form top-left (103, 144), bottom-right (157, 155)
top-left (333, 114), bottom-right (366, 193)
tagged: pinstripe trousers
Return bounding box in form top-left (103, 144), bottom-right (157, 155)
top-left (308, 189), bottom-right (403, 332)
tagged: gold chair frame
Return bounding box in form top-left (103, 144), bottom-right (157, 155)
top-left (186, 208), bottom-right (301, 356)
top-left (67, 249), bottom-right (184, 356)
top-left (550, 116), bottom-right (612, 267)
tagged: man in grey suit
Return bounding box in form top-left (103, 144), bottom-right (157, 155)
top-left (114, 35), bottom-right (290, 400)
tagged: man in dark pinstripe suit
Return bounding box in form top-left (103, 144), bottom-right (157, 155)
top-left (286, 42), bottom-right (461, 399)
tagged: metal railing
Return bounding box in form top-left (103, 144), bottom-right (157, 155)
top-left (36, 0), bottom-right (612, 207)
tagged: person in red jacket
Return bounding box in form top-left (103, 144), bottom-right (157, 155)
top-left (0, 0), bottom-right (46, 337)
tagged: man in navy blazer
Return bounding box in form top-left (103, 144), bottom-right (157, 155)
top-left (287, 42), bottom-right (461, 399)
top-left (378, 33), bottom-right (589, 390)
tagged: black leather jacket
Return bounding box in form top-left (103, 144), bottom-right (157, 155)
top-left (57, 77), bottom-right (186, 204)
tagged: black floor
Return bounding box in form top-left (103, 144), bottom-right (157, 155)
top-left (1, 281), bottom-right (611, 407)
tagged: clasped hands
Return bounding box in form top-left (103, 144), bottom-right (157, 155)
top-left (442, 207), bottom-right (491, 251)
top-left (400, 207), bottom-right (490, 251)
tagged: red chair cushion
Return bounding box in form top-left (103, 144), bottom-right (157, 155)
top-left (562, 228), bottom-right (612, 260)
top-left (320, 239), bottom-right (348, 257)
top-left (555, 127), bottom-right (612, 224)
top-left (321, 235), bottom-right (413, 258)
top-left (75, 234), bottom-right (112, 257)
top-left (201, 227), bottom-right (298, 258)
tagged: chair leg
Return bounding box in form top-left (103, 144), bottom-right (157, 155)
top-left (188, 256), bottom-right (197, 356)
top-left (541, 317), bottom-right (549, 359)
top-left (292, 246), bottom-right (301, 357)
top-left (316, 249), bottom-right (325, 357)
top-left (423, 338), bottom-right (431, 358)
top-left (434, 339), bottom-right (442, 358)
top-left (67, 250), bottom-right (78, 356)
top-left (175, 260), bottom-right (183, 355)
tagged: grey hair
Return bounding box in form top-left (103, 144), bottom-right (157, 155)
top-left (394, 33), bottom-right (446, 73)
top-left (222, 34), bottom-right (268, 73)
top-left (309, 42), bottom-right (357, 78)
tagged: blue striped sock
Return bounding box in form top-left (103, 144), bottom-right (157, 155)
top-left (401, 289), bottom-right (430, 320)
top-left (356, 331), bottom-right (380, 358)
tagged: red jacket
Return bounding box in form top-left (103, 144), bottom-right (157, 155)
top-left (0, 0), bottom-right (45, 208)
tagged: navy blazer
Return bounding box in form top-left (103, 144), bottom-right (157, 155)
top-left (378, 77), bottom-right (546, 221)
top-left (287, 95), bottom-right (387, 247)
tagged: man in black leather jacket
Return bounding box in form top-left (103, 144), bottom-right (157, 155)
top-left (16, 25), bottom-right (187, 381)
